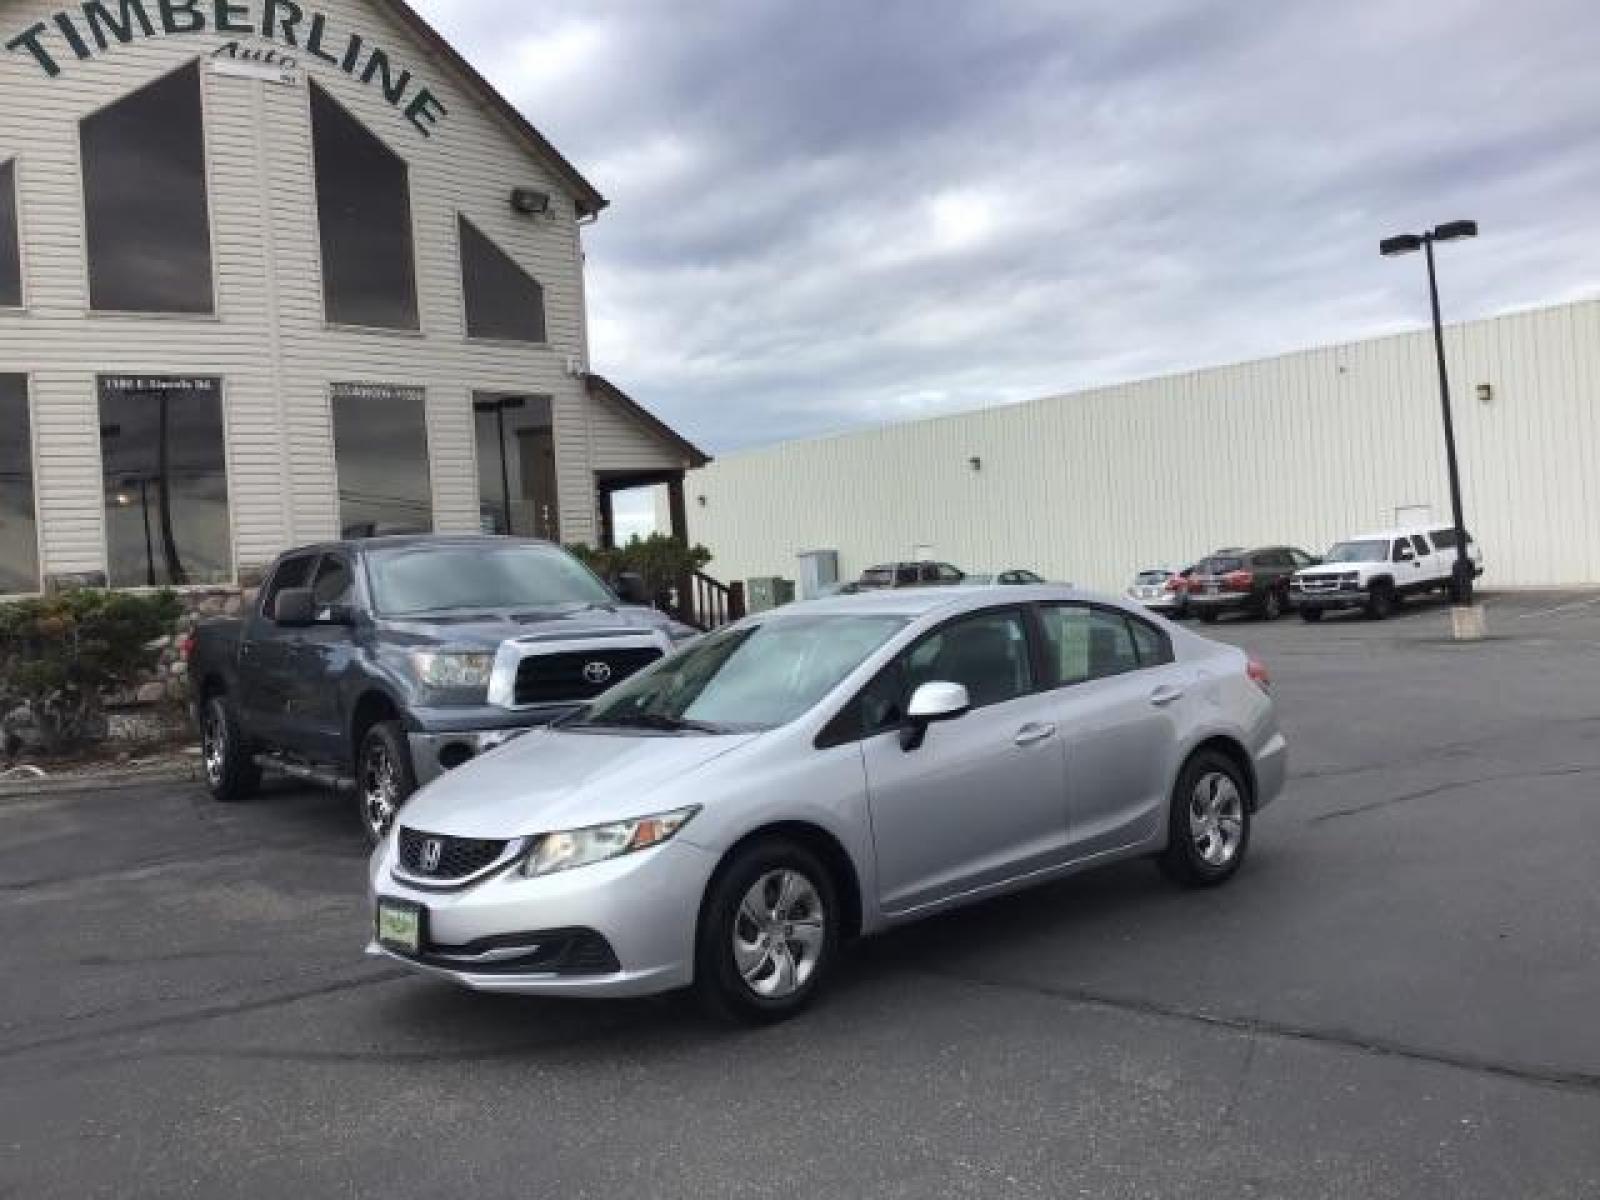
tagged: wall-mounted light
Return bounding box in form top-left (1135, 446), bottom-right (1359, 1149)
top-left (968, 456), bottom-right (982, 472)
top-left (696, 495), bottom-right (707, 507)
top-left (1476, 383), bottom-right (1494, 404)
top-left (510, 187), bottom-right (551, 215)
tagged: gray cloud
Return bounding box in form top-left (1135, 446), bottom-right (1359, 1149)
top-left (415, 0), bottom-right (1600, 452)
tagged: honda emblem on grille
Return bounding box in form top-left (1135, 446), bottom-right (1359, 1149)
top-left (420, 838), bottom-right (443, 873)
top-left (582, 660), bottom-right (613, 685)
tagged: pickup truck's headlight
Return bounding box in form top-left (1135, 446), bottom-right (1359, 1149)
top-left (411, 650), bottom-right (494, 689)
top-left (519, 806), bottom-right (699, 877)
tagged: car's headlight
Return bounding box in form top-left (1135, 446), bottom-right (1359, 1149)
top-left (518, 806), bottom-right (699, 877)
top-left (411, 650), bottom-right (494, 689)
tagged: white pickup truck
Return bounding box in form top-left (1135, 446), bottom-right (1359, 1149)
top-left (1291, 525), bottom-right (1483, 620)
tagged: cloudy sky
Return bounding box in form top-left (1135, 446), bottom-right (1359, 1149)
top-left (417, 0), bottom-right (1600, 467)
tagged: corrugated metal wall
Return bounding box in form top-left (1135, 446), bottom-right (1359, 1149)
top-left (686, 299), bottom-right (1600, 590)
top-left (0, 0), bottom-right (608, 582)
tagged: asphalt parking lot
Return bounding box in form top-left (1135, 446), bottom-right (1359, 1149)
top-left (3, 589), bottom-right (1598, 1199)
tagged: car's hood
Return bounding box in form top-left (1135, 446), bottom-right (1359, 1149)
top-left (398, 726), bottom-right (759, 839)
top-left (375, 604), bottom-right (673, 651)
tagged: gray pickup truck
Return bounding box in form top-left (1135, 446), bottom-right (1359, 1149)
top-left (188, 535), bottom-right (695, 841)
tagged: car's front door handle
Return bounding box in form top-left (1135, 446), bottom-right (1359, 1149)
top-left (1014, 723), bottom-right (1057, 747)
top-left (1149, 684), bottom-right (1186, 707)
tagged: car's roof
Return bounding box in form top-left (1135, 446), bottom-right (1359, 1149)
top-left (767, 584), bottom-right (1089, 620)
top-left (1347, 526), bottom-right (1447, 541)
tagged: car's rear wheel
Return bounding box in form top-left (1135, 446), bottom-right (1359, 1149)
top-left (696, 840), bottom-right (839, 1024)
top-left (357, 721), bottom-right (416, 845)
top-left (1299, 607), bottom-right (1323, 622)
top-left (201, 694), bottom-right (260, 803)
top-left (1159, 750), bottom-right (1252, 887)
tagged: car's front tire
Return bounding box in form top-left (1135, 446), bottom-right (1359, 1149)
top-left (1159, 750), bottom-right (1252, 887)
top-left (1365, 583), bottom-right (1396, 620)
top-left (1299, 606), bottom-right (1323, 622)
top-left (201, 694), bottom-right (261, 803)
top-left (696, 839), bottom-right (839, 1024)
top-left (1197, 608), bottom-right (1219, 625)
top-left (357, 720), bottom-right (416, 845)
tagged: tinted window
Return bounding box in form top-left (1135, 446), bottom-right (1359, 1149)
top-left (1288, 548), bottom-right (1315, 568)
top-left (311, 82), bottom-right (418, 329)
top-left (896, 565), bottom-right (918, 585)
top-left (81, 63), bottom-right (213, 313)
top-left (903, 609), bottom-right (1033, 708)
top-left (98, 376), bottom-right (231, 587)
top-left (1326, 540), bottom-right (1388, 563)
top-left (1430, 528), bottom-right (1474, 550)
top-left (263, 554), bottom-right (316, 619)
top-left (311, 555), bottom-right (354, 609)
top-left (1127, 616), bottom-right (1172, 666)
top-left (0, 160), bottom-right (19, 307)
top-left (0, 374), bottom-right (37, 594)
top-left (459, 216), bottom-right (546, 342)
top-left (1393, 539), bottom-right (1413, 561)
top-left (366, 542), bottom-right (613, 615)
top-left (1410, 535), bottom-right (1432, 557)
top-left (860, 567), bottom-right (893, 588)
top-left (937, 564), bottom-right (964, 583)
top-left (1198, 556), bottom-right (1245, 574)
top-left (1038, 605), bottom-right (1141, 685)
top-left (331, 383), bottom-right (432, 537)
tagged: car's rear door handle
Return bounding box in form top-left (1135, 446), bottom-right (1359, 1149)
top-left (1149, 684), bottom-right (1185, 707)
top-left (1014, 723), bottom-right (1057, 747)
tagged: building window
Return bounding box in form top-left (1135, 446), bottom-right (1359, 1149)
top-left (0, 160), bottom-right (20, 308)
top-left (0, 375), bottom-right (38, 595)
top-left (331, 384), bottom-right (432, 537)
top-left (473, 394), bottom-right (559, 538)
top-left (311, 82), bottom-right (419, 330)
top-left (80, 63), bottom-right (214, 313)
top-left (459, 217), bottom-right (546, 342)
top-left (98, 376), bottom-right (232, 587)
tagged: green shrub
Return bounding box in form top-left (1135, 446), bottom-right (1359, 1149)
top-left (567, 534), bottom-right (713, 602)
top-left (0, 589), bottom-right (182, 753)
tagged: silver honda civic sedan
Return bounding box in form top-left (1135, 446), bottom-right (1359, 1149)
top-left (368, 586), bottom-right (1286, 1022)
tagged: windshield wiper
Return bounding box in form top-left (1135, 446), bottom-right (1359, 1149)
top-left (581, 712), bottom-right (728, 734)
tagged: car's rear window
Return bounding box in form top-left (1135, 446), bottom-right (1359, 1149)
top-left (1197, 556), bottom-right (1244, 575)
top-left (1135, 570), bottom-right (1169, 585)
top-left (859, 567), bottom-right (894, 587)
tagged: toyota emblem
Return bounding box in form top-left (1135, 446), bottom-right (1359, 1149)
top-left (419, 838), bottom-right (443, 873)
top-left (582, 660), bottom-right (613, 686)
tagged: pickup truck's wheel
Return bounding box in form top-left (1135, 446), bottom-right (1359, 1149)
top-left (1365, 583), bottom-right (1396, 620)
top-left (1197, 609), bottom-right (1219, 625)
top-left (1259, 589), bottom-right (1284, 621)
top-left (1159, 750), bottom-right (1252, 887)
top-left (357, 721), bottom-right (416, 844)
top-left (201, 694), bottom-right (260, 803)
top-left (696, 839), bottom-right (839, 1024)
top-left (1299, 607), bottom-right (1324, 622)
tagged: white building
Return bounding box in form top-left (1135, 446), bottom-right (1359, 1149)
top-left (684, 298), bottom-right (1600, 592)
top-left (0, 0), bottom-right (705, 596)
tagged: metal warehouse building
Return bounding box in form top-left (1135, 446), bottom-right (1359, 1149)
top-left (684, 298), bottom-right (1600, 592)
top-left (0, 0), bottom-right (705, 597)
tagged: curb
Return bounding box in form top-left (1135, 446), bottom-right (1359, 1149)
top-left (0, 763), bottom-right (200, 800)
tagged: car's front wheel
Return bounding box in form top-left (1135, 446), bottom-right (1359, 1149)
top-left (1299, 606), bottom-right (1323, 622)
top-left (357, 721), bottom-right (416, 845)
top-left (696, 840), bottom-right (839, 1024)
top-left (1159, 750), bottom-right (1252, 887)
top-left (200, 693), bottom-right (260, 803)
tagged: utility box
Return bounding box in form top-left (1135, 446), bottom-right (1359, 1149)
top-left (746, 576), bottom-right (796, 613)
top-left (796, 550), bottom-right (840, 600)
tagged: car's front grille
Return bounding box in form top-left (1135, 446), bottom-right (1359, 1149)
top-left (398, 828), bottom-right (509, 881)
top-left (513, 647), bottom-right (663, 705)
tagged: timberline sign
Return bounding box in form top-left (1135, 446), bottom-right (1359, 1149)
top-left (4, 1), bottom-right (448, 136)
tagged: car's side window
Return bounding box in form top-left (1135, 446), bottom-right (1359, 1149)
top-left (1126, 614), bottom-right (1173, 667)
top-left (1037, 604), bottom-right (1146, 685)
top-left (261, 555), bottom-right (316, 620)
top-left (937, 564), bottom-right (964, 583)
top-left (897, 565), bottom-right (919, 585)
top-left (1393, 538), bottom-right (1413, 562)
top-left (1409, 535), bottom-right (1432, 557)
top-left (311, 555), bottom-right (354, 612)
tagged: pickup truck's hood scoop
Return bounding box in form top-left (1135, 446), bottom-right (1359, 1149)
top-left (397, 727), bottom-right (757, 840)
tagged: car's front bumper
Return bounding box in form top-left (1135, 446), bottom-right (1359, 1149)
top-left (367, 836), bottom-right (717, 997)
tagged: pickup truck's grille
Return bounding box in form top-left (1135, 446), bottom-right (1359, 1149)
top-left (398, 828), bottom-right (509, 881)
top-left (514, 647), bottom-right (663, 705)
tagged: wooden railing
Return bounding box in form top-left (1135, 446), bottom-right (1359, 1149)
top-left (674, 571), bottom-right (746, 631)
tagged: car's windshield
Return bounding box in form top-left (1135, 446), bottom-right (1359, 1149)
top-left (1324, 540), bottom-right (1389, 564)
top-left (1197, 556), bottom-right (1244, 575)
top-left (571, 614), bottom-right (907, 733)
top-left (366, 543), bottom-right (615, 615)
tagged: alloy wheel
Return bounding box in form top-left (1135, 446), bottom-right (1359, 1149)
top-left (1189, 771), bottom-right (1245, 867)
top-left (731, 869), bottom-right (827, 999)
top-left (201, 702), bottom-right (226, 788)
top-left (361, 741), bottom-right (401, 839)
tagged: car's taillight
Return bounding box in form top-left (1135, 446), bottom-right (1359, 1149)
top-left (1247, 657), bottom-right (1271, 692)
top-left (1223, 570), bottom-right (1253, 592)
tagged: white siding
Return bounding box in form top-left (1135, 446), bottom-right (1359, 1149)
top-left (591, 390), bottom-right (694, 474)
top-left (0, 0), bottom-right (635, 583)
top-left (686, 299), bottom-right (1600, 590)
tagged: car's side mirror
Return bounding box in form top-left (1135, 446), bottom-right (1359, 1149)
top-left (613, 572), bottom-right (650, 606)
top-left (273, 588), bottom-right (316, 627)
top-left (900, 681), bottom-right (972, 751)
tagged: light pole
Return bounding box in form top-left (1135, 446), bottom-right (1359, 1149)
top-left (1379, 220), bottom-right (1479, 606)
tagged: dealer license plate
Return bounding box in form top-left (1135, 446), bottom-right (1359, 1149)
top-left (376, 898), bottom-right (423, 955)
